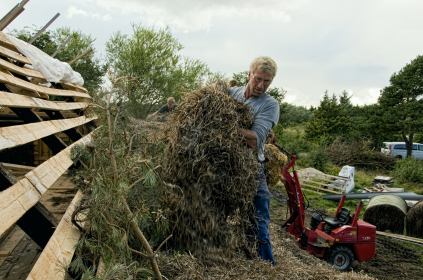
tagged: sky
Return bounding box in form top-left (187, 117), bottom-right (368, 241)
top-left (1, 0), bottom-right (423, 107)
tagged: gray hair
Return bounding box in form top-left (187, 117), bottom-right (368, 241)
top-left (249, 56), bottom-right (277, 77)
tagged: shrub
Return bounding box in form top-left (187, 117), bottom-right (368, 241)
top-left (326, 137), bottom-right (396, 170)
top-left (392, 157), bottom-right (423, 183)
top-left (308, 146), bottom-right (328, 171)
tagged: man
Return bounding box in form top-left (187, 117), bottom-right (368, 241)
top-left (150, 97), bottom-right (177, 117)
top-left (229, 56), bottom-right (280, 266)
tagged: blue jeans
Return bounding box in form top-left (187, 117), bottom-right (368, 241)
top-left (249, 163), bottom-right (275, 265)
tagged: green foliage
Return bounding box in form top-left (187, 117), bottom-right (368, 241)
top-left (308, 145), bottom-right (328, 171)
top-left (392, 157), bottom-right (423, 183)
top-left (279, 102), bottom-right (313, 126)
top-left (232, 71), bottom-right (249, 86)
top-left (377, 55), bottom-right (423, 158)
top-left (305, 91), bottom-right (352, 142)
top-left (106, 24), bottom-right (209, 118)
top-left (9, 26), bottom-right (106, 92)
top-left (273, 124), bottom-right (312, 155)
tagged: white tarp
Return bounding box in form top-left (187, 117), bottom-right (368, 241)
top-left (328, 165), bottom-right (355, 193)
top-left (338, 165), bottom-right (355, 193)
top-left (6, 34), bottom-right (84, 86)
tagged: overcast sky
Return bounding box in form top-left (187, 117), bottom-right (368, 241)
top-left (2, 0), bottom-right (423, 107)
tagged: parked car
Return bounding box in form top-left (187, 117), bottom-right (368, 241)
top-left (381, 142), bottom-right (423, 159)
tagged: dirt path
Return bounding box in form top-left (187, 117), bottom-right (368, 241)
top-left (269, 188), bottom-right (423, 280)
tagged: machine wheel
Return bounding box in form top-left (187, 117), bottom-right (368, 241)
top-left (327, 246), bottom-right (354, 271)
top-left (396, 155), bottom-right (402, 159)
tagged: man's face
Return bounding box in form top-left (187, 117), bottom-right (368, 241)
top-left (168, 102), bottom-right (175, 109)
top-left (248, 69), bottom-right (274, 98)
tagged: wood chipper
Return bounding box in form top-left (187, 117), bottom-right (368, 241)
top-left (274, 144), bottom-right (376, 271)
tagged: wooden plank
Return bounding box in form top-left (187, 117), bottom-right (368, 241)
top-left (0, 46), bottom-right (30, 64)
top-left (1, 163), bottom-right (34, 172)
top-left (376, 231), bottom-right (423, 245)
top-left (27, 190), bottom-right (85, 280)
top-left (0, 32), bottom-right (19, 53)
top-left (0, 225), bottom-right (26, 267)
top-left (61, 82), bottom-right (87, 93)
top-left (0, 132), bottom-right (93, 236)
top-left (0, 116), bottom-right (95, 151)
top-left (0, 91), bottom-right (87, 111)
top-left (300, 182), bottom-right (343, 194)
top-left (0, 56), bottom-right (45, 79)
top-left (0, 71), bottom-right (92, 100)
top-left (301, 180), bottom-right (345, 191)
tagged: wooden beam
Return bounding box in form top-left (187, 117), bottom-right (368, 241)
top-left (1, 163), bottom-right (34, 172)
top-left (0, 91), bottom-right (87, 111)
top-left (0, 162), bottom-right (58, 248)
top-left (300, 183), bottom-right (342, 194)
top-left (27, 190), bottom-right (85, 280)
top-left (10, 107), bottom-right (67, 155)
top-left (68, 48), bottom-right (92, 66)
top-left (0, 55), bottom-right (45, 79)
top-left (0, 0), bottom-right (29, 31)
top-left (376, 231), bottom-right (423, 245)
top-left (51, 35), bottom-right (72, 58)
top-left (300, 180), bottom-right (345, 191)
top-left (43, 111), bottom-right (83, 142)
top-left (0, 132), bottom-right (93, 236)
top-left (0, 31), bottom-right (20, 53)
top-left (0, 45), bottom-right (30, 64)
top-left (0, 71), bottom-right (92, 100)
top-left (0, 115), bottom-right (96, 151)
top-left (28, 13), bottom-right (60, 44)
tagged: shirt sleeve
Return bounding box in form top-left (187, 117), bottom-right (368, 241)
top-left (250, 98), bottom-right (280, 160)
top-left (158, 104), bottom-right (168, 113)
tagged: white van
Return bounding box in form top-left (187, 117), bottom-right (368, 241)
top-left (381, 142), bottom-right (423, 159)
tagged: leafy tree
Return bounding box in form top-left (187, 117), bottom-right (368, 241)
top-left (377, 55), bottom-right (423, 157)
top-left (9, 26), bottom-right (106, 92)
top-left (232, 70), bottom-right (249, 87)
top-left (279, 103), bottom-right (313, 126)
top-left (106, 24), bottom-right (209, 118)
top-left (305, 91), bottom-right (352, 142)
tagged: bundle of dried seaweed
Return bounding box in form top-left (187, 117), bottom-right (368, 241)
top-left (406, 199), bottom-right (423, 237)
top-left (159, 224), bottom-right (374, 280)
top-left (161, 80), bottom-right (260, 260)
top-left (264, 144), bottom-right (288, 187)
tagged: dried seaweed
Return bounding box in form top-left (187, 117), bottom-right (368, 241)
top-left (159, 224), bottom-right (374, 280)
top-left (406, 199), bottom-right (423, 237)
top-left (264, 144), bottom-right (288, 187)
top-left (161, 80), bottom-right (260, 260)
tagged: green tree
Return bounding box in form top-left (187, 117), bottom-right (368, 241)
top-left (305, 91), bottom-right (352, 142)
top-left (279, 103), bottom-right (313, 126)
top-left (377, 55), bottom-right (423, 157)
top-left (9, 26), bottom-right (106, 92)
top-left (106, 24), bottom-right (209, 118)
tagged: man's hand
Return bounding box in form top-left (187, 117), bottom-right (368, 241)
top-left (241, 129), bottom-right (257, 148)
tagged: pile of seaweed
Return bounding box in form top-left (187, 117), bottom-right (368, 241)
top-left (264, 144), bottom-right (288, 187)
top-left (161, 80), bottom-right (260, 260)
top-left (406, 198), bottom-right (423, 237)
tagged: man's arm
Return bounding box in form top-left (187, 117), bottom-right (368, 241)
top-left (241, 129), bottom-right (257, 148)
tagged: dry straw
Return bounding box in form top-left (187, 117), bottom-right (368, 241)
top-left (264, 144), bottom-right (288, 188)
top-left (406, 198), bottom-right (423, 237)
top-left (363, 195), bottom-right (407, 234)
top-left (160, 80), bottom-right (260, 260)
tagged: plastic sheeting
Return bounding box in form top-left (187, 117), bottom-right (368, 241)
top-left (6, 34), bottom-right (84, 86)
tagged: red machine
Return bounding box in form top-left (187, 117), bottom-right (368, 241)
top-left (276, 145), bottom-right (376, 271)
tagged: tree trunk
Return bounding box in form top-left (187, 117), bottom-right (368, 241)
top-left (402, 132), bottom-right (414, 158)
